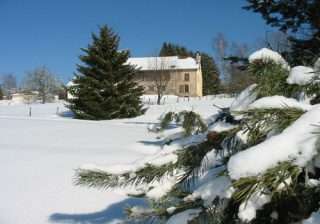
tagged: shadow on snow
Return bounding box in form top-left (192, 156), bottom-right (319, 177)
top-left (49, 197), bottom-right (146, 224)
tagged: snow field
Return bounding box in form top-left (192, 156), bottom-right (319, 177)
top-left (0, 96), bottom-right (233, 224)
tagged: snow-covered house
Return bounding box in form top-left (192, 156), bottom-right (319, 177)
top-left (66, 80), bottom-right (75, 100)
top-left (11, 92), bottom-right (38, 104)
top-left (127, 54), bottom-right (203, 97)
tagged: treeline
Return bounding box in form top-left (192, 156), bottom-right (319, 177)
top-left (0, 68), bottom-right (65, 103)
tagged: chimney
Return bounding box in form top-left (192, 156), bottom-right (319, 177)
top-left (196, 52), bottom-right (201, 64)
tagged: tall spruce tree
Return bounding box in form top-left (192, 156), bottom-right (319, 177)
top-left (159, 42), bottom-right (221, 94)
top-left (67, 25), bottom-right (144, 120)
top-left (244, 0), bottom-right (320, 65)
top-left (0, 86), bottom-right (3, 100)
top-left (200, 53), bottom-right (221, 95)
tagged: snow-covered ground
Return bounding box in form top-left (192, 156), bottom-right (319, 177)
top-left (0, 96), bottom-right (233, 224)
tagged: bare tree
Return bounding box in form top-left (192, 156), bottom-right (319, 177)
top-left (1, 73), bottom-right (17, 98)
top-left (148, 57), bottom-right (170, 105)
top-left (23, 66), bottom-right (62, 104)
top-left (213, 33), bottom-right (230, 82)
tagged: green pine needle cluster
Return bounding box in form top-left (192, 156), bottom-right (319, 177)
top-left (75, 162), bottom-right (177, 191)
top-left (237, 107), bottom-right (305, 146)
top-left (248, 61), bottom-right (302, 99)
top-left (232, 161), bottom-right (301, 203)
top-left (160, 110), bottom-right (208, 136)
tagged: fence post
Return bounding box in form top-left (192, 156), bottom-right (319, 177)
top-left (29, 107), bottom-right (32, 117)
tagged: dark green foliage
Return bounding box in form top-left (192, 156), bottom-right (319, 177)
top-left (244, 0), bottom-right (320, 65)
top-left (251, 183), bottom-right (320, 224)
top-left (67, 25), bottom-right (144, 120)
top-left (159, 42), bottom-right (192, 58)
top-left (305, 76), bottom-right (320, 104)
top-left (201, 53), bottom-right (222, 95)
top-left (238, 107), bottom-right (305, 146)
top-left (160, 110), bottom-right (208, 136)
top-left (248, 61), bottom-right (301, 98)
top-left (159, 42), bottom-right (221, 95)
top-left (0, 86), bottom-right (3, 100)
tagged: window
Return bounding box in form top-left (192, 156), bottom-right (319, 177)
top-left (179, 85), bottom-right (184, 93)
top-left (179, 85), bottom-right (189, 94)
top-left (184, 73), bottom-right (190, 81)
top-left (185, 85), bottom-right (189, 93)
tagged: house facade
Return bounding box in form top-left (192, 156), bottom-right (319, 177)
top-left (127, 54), bottom-right (203, 97)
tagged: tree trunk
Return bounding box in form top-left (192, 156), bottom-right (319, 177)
top-left (41, 94), bottom-right (46, 104)
top-left (157, 94), bottom-right (161, 105)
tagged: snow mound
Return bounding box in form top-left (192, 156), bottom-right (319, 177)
top-left (230, 84), bottom-right (257, 111)
top-left (187, 172), bottom-right (233, 206)
top-left (287, 66), bottom-right (315, 85)
top-left (238, 192), bottom-right (271, 222)
top-left (166, 209), bottom-right (202, 224)
top-left (249, 48), bottom-right (289, 69)
top-left (303, 211), bottom-right (320, 224)
top-left (248, 96), bottom-right (312, 111)
top-left (228, 105), bottom-right (320, 180)
top-left (208, 121), bottom-right (237, 133)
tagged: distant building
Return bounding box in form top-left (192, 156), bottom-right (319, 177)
top-left (11, 92), bottom-right (38, 104)
top-left (127, 54), bottom-right (203, 97)
top-left (67, 54), bottom-right (203, 99)
top-left (66, 81), bottom-right (75, 99)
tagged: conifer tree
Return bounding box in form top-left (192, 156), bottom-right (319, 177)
top-left (201, 53), bottom-right (221, 95)
top-left (0, 86), bottom-right (3, 100)
top-left (244, 0), bottom-right (320, 65)
top-left (67, 25), bottom-right (144, 120)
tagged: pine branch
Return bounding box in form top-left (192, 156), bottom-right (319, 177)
top-left (248, 61), bottom-right (302, 98)
top-left (236, 107), bottom-right (304, 146)
top-left (160, 110), bottom-right (208, 136)
top-left (75, 162), bottom-right (178, 190)
top-left (232, 161), bottom-right (302, 204)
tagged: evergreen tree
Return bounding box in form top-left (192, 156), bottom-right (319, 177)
top-left (201, 53), bottom-right (221, 95)
top-left (67, 25), bottom-right (144, 120)
top-left (159, 42), bottom-right (191, 57)
top-left (244, 0), bottom-right (320, 65)
top-left (0, 86), bottom-right (3, 100)
top-left (159, 42), bottom-right (221, 94)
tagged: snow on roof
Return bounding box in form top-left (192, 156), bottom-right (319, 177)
top-left (126, 56), bottom-right (199, 71)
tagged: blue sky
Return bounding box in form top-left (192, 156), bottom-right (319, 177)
top-left (0, 0), bottom-right (272, 82)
